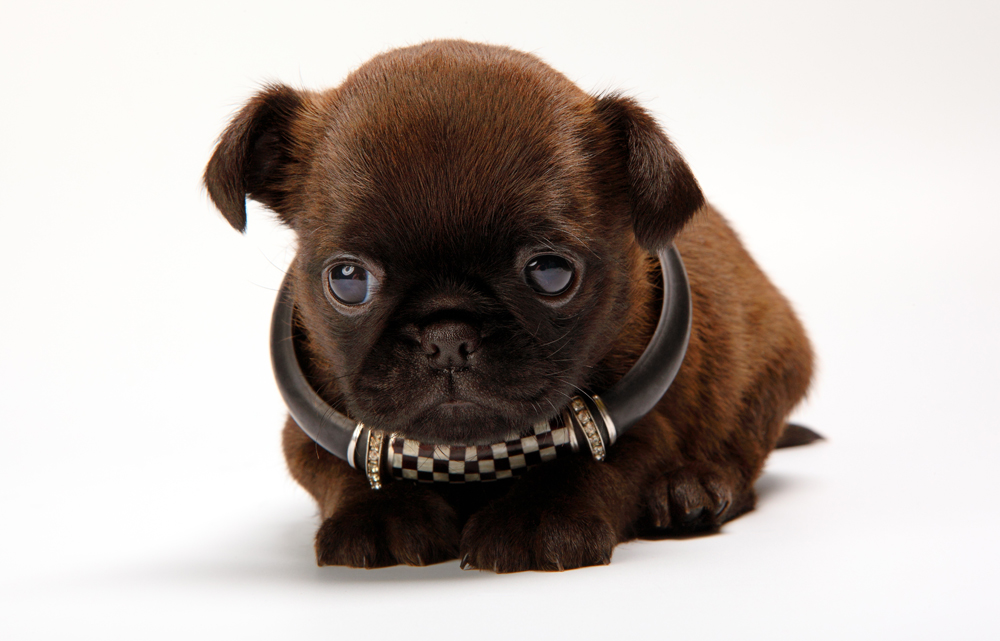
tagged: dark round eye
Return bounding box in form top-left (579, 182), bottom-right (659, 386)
top-left (327, 264), bottom-right (372, 305)
top-left (524, 255), bottom-right (575, 295)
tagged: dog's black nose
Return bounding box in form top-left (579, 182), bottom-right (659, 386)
top-left (420, 320), bottom-right (480, 369)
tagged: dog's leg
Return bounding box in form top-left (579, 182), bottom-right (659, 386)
top-left (644, 459), bottom-right (757, 532)
top-left (459, 417), bottom-right (672, 573)
top-left (637, 209), bottom-right (815, 534)
top-left (644, 343), bottom-right (812, 532)
top-left (282, 419), bottom-right (461, 568)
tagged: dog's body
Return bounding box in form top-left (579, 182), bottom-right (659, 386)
top-left (206, 40), bottom-right (813, 572)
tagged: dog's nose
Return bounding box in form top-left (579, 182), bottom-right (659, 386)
top-left (420, 320), bottom-right (480, 369)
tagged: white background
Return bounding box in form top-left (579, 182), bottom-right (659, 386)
top-left (2, 0), bottom-right (998, 638)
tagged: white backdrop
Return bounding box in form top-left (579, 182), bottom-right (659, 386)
top-left (2, 1), bottom-right (998, 639)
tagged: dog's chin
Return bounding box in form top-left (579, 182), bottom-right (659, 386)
top-left (378, 401), bottom-right (535, 446)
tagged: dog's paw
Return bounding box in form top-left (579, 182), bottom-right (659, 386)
top-left (459, 496), bottom-right (617, 573)
top-left (645, 463), bottom-right (754, 532)
top-left (315, 486), bottom-right (460, 568)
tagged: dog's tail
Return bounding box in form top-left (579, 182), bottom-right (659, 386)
top-left (775, 423), bottom-right (824, 449)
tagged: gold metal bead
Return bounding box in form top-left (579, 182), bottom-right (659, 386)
top-left (569, 395), bottom-right (607, 462)
top-left (366, 430), bottom-right (385, 490)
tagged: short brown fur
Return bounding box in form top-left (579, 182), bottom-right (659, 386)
top-left (206, 40), bottom-right (813, 572)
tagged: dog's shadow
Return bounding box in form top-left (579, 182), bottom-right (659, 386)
top-left (271, 472), bottom-right (796, 580)
top-left (267, 515), bottom-right (476, 584)
top-left (171, 513), bottom-right (479, 586)
top-left (151, 471), bottom-right (798, 586)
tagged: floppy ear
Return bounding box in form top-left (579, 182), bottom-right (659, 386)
top-left (204, 84), bottom-right (306, 233)
top-left (595, 95), bottom-right (705, 250)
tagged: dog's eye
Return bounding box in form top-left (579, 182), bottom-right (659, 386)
top-left (327, 264), bottom-right (373, 305)
top-left (524, 255), bottom-right (574, 296)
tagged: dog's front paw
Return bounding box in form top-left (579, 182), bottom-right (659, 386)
top-left (460, 496), bottom-right (617, 573)
top-left (645, 462), bottom-right (754, 532)
top-left (316, 485), bottom-right (460, 568)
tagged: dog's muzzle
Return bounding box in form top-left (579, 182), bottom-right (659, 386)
top-left (270, 245), bottom-right (691, 489)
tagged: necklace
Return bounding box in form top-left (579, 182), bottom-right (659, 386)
top-left (271, 245), bottom-right (691, 489)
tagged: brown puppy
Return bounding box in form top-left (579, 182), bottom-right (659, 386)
top-left (205, 40), bottom-right (813, 572)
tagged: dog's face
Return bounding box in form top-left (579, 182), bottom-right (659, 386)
top-left (205, 41), bottom-right (703, 444)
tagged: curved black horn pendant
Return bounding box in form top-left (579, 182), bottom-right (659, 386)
top-left (270, 245), bottom-right (692, 489)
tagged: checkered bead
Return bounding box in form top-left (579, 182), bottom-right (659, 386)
top-left (388, 414), bottom-right (573, 483)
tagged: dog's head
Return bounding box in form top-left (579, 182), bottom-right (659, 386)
top-left (205, 41), bottom-right (703, 444)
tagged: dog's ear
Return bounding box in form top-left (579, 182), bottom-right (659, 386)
top-left (595, 95), bottom-right (705, 250)
top-left (204, 85), bottom-right (307, 233)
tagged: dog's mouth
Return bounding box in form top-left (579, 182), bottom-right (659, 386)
top-left (346, 343), bottom-right (571, 444)
top-left (439, 400), bottom-right (476, 409)
top-left (371, 394), bottom-right (543, 445)
top-left (419, 398), bottom-right (489, 424)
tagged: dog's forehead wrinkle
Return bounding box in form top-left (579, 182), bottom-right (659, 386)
top-left (335, 201), bottom-right (571, 269)
top-left (343, 143), bottom-right (573, 228)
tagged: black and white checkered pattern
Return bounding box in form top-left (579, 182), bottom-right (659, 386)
top-left (389, 414), bottom-right (573, 483)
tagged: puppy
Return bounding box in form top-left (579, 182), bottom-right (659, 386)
top-left (204, 40), bottom-right (814, 572)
